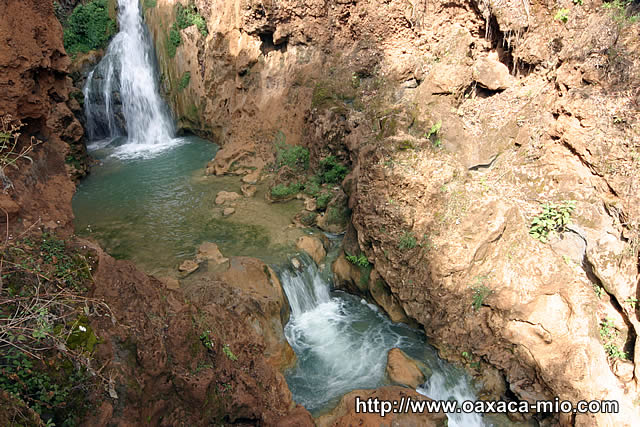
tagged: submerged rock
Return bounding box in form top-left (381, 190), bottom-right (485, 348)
top-left (241, 184), bottom-right (257, 197)
top-left (223, 207), bottom-right (236, 216)
top-left (386, 348), bottom-right (431, 389)
top-left (196, 242), bottom-right (229, 267)
top-left (178, 260), bottom-right (199, 275)
top-left (215, 191), bottom-right (241, 205)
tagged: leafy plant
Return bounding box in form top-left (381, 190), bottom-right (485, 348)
top-left (177, 71), bottom-right (191, 92)
top-left (471, 285), bottom-right (492, 311)
top-left (303, 176), bottom-right (322, 197)
top-left (176, 3), bottom-right (208, 36)
top-left (346, 253), bottom-right (370, 268)
top-left (398, 231), bottom-right (417, 250)
top-left (554, 8), bottom-right (570, 23)
top-left (529, 200), bottom-right (576, 243)
top-left (624, 297), bottom-right (638, 309)
top-left (603, 0), bottom-right (640, 23)
top-left (318, 155), bottom-right (348, 184)
top-left (426, 120), bottom-right (442, 148)
top-left (167, 23), bottom-right (182, 58)
top-left (63, 0), bottom-right (117, 56)
top-left (573, 0), bottom-right (583, 5)
top-left (599, 318), bottom-right (628, 359)
top-left (200, 330), bottom-right (214, 350)
top-left (143, 0), bottom-right (157, 8)
top-left (316, 192), bottom-right (332, 210)
top-left (222, 344), bottom-right (238, 361)
top-left (275, 141), bottom-right (309, 170)
top-left (271, 182), bottom-right (303, 199)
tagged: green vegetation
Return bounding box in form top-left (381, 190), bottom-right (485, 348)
top-left (625, 297), bottom-right (638, 309)
top-left (271, 182), bottom-right (303, 199)
top-left (603, 0), bottom-right (640, 23)
top-left (200, 330), bottom-right (214, 350)
top-left (176, 3), bottom-right (208, 36)
top-left (471, 285), bottom-right (492, 311)
top-left (599, 318), bottom-right (628, 359)
top-left (222, 344), bottom-right (238, 361)
top-left (1, 232), bottom-right (105, 426)
top-left (398, 231), bottom-right (418, 250)
top-left (346, 253), bottom-right (370, 268)
top-left (318, 155), bottom-right (348, 184)
top-left (275, 141), bottom-right (309, 170)
top-left (177, 71), bottom-right (191, 92)
top-left (327, 204), bottom-right (350, 225)
top-left (303, 176), bottom-right (322, 197)
top-left (529, 200), bottom-right (576, 243)
top-left (167, 23), bottom-right (182, 58)
top-left (63, 0), bottom-right (117, 57)
top-left (143, 0), bottom-right (157, 8)
top-left (426, 120), bottom-right (442, 148)
top-left (554, 8), bottom-right (570, 23)
top-left (316, 192), bottom-right (332, 210)
top-left (573, 0), bottom-right (583, 5)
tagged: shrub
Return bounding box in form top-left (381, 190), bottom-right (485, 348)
top-left (271, 182), bottom-right (303, 199)
top-left (529, 200), bottom-right (575, 243)
top-left (177, 71), bottom-right (191, 91)
top-left (222, 344), bottom-right (238, 361)
top-left (63, 0), bottom-right (117, 56)
top-left (316, 192), bottom-right (332, 210)
top-left (471, 285), bottom-right (492, 310)
top-left (554, 8), bottom-right (570, 23)
top-left (176, 3), bottom-right (208, 36)
top-left (318, 155), bottom-right (348, 184)
top-left (1, 115), bottom-right (40, 191)
top-left (398, 231), bottom-right (417, 250)
top-left (303, 176), bottom-right (322, 197)
top-left (167, 23), bottom-right (182, 58)
top-left (275, 142), bottom-right (309, 170)
top-left (426, 120), bottom-right (442, 148)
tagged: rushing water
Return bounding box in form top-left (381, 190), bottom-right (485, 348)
top-left (83, 0), bottom-right (176, 158)
top-left (279, 254), bottom-right (485, 426)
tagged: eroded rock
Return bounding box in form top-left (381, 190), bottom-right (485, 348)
top-left (296, 235), bottom-right (326, 265)
top-left (215, 191), bottom-right (242, 205)
top-left (473, 54), bottom-right (514, 91)
top-left (386, 348), bottom-right (431, 389)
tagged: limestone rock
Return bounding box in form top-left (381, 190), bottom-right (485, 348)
top-left (385, 348), bottom-right (431, 389)
top-left (304, 197), bottom-right (316, 212)
top-left (473, 55), bottom-right (514, 91)
top-left (369, 272), bottom-right (410, 324)
top-left (296, 235), bottom-right (326, 265)
top-left (215, 191), bottom-right (241, 205)
top-left (178, 260), bottom-right (199, 275)
top-left (159, 277), bottom-right (181, 290)
top-left (241, 184), bottom-right (257, 197)
top-left (316, 386), bottom-right (445, 427)
top-left (196, 242), bottom-right (229, 266)
top-left (223, 207), bottom-right (236, 216)
top-left (613, 359), bottom-right (634, 383)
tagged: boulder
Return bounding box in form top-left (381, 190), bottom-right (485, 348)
top-left (386, 348), bottom-right (431, 389)
top-left (241, 184), bottom-right (257, 197)
top-left (296, 235), bottom-right (326, 265)
top-left (196, 242), bottom-right (229, 267)
top-left (215, 191), bottom-right (241, 205)
top-left (473, 54), bottom-right (514, 90)
top-left (178, 260), bottom-right (199, 275)
top-left (223, 207), bottom-right (236, 216)
top-left (316, 386), bottom-right (446, 427)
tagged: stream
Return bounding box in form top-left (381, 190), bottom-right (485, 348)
top-left (73, 0), bottom-right (495, 425)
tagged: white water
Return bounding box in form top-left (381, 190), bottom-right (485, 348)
top-left (280, 255), bottom-right (485, 426)
top-left (84, 0), bottom-right (180, 159)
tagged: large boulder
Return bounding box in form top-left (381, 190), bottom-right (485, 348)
top-left (386, 348), bottom-right (432, 389)
top-left (316, 386), bottom-right (446, 427)
top-left (473, 54), bottom-right (514, 91)
top-left (296, 235), bottom-right (326, 265)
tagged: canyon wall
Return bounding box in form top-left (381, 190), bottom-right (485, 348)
top-left (145, 0), bottom-right (640, 424)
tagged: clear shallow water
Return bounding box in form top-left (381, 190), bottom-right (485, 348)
top-left (279, 255), bottom-right (485, 426)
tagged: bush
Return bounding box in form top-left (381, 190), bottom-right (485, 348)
top-left (176, 3), bottom-right (208, 36)
top-left (303, 176), bottom-right (322, 197)
top-left (178, 71), bottom-right (191, 91)
top-left (346, 253), bottom-right (370, 268)
top-left (529, 200), bottom-right (575, 243)
top-left (63, 0), bottom-right (117, 56)
top-left (167, 23), bottom-right (182, 58)
top-left (316, 192), bottom-right (332, 210)
top-left (471, 285), bottom-right (492, 311)
top-left (275, 142), bottom-right (309, 170)
top-left (318, 155), bottom-right (348, 184)
top-left (271, 182), bottom-right (302, 199)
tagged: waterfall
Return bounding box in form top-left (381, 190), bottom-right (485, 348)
top-left (279, 255), bottom-right (484, 426)
top-left (83, 0), bottom-right (178, 159)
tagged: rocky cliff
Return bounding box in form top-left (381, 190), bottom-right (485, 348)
top-left (144, 0), bottom-right (640, 424)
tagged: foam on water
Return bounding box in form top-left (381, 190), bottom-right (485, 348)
top-left (280, 255), bottom-right (486, 425)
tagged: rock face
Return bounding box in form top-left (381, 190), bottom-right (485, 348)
top-left (83, 241), bottom-right (310, 426)
top-left (316, 386), bottom-right (446, 427)
top-left (0, 0), bottom-right (83, 234)
top-left (183, 256), bottom-right (297, 372)
top-left (386, 348), bottom-right (431, 389)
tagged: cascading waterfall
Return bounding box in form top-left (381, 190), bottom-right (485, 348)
top-left (279, 254), bottom-right (484, 426)
top-left (83, 0), bottom-right (178, 158)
